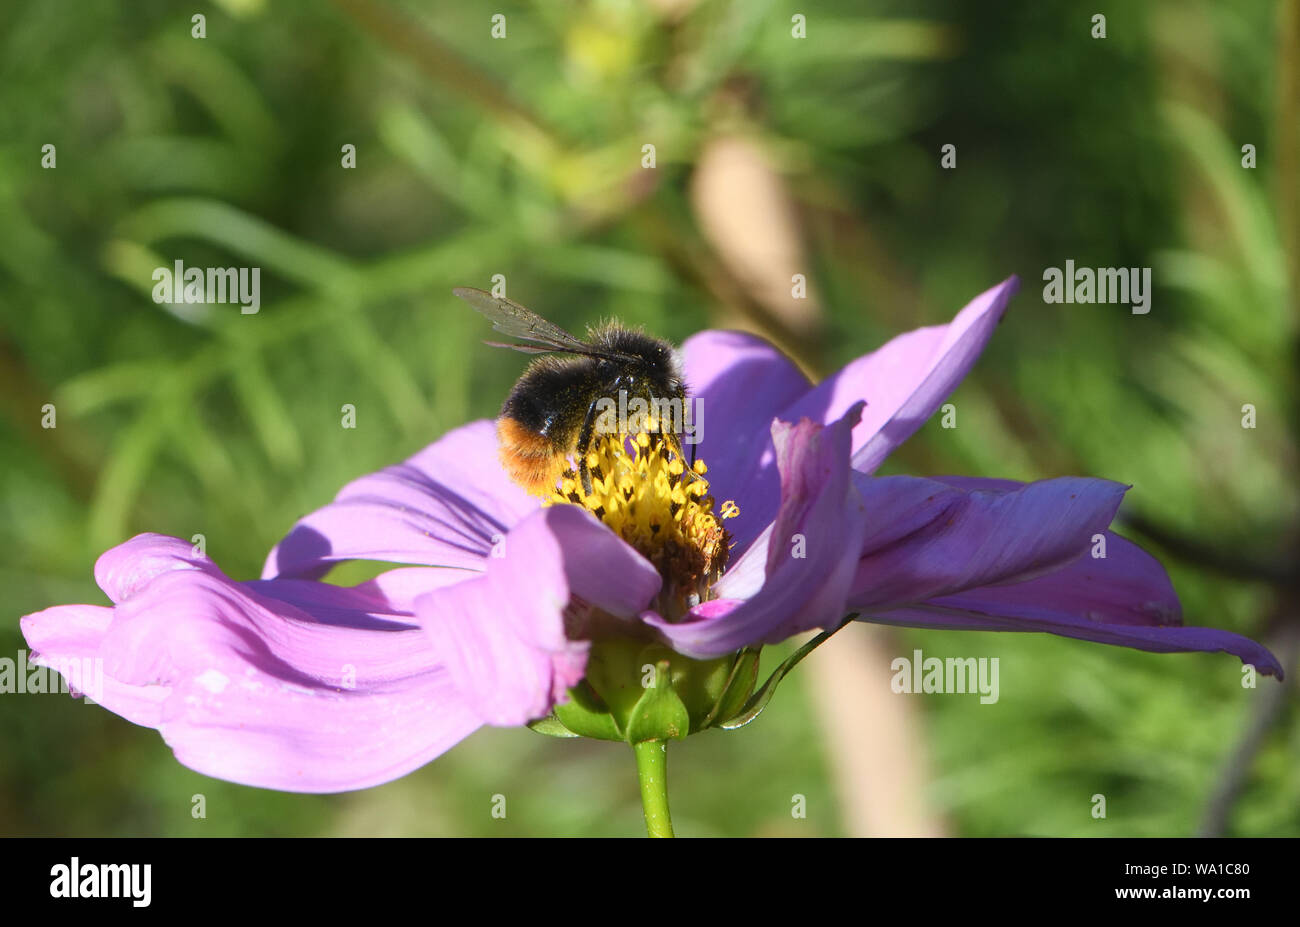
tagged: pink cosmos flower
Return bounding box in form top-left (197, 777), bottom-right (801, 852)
top-left (21, 276), bottom-right (1282, 794)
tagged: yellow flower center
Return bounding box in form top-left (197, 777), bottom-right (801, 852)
top-left (544, 427), bottom-right (736, 619)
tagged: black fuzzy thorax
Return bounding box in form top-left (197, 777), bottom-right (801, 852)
top-left (500, 325), bottom-right (684, 446)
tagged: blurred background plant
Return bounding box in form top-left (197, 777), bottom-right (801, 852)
top-left (1, 0), bottom-right (1295, 836)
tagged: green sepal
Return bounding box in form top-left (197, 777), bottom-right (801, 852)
top-left (553, 679), bottom-right (625, 741)
top-left (719, 619), bottom-right (851, 730)
top-left (625, 659), bottom-right (691, 743)
top-left (583, 638), bottom-right (651, 730)
top-left (666, 646), bottom-right (742, 731)
top-left (526, 714), bottom-right (580, 738)
top-left (703, 648), bottom-right (761, 728)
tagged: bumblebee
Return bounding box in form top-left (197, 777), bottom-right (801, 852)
top-left (452, 287), bottom-right (691, 496)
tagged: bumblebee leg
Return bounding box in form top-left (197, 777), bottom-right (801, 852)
top-left (575, 391), bottom-right (606, 497)
top-left (578, 455), bottom-right (593, 496)
top-left (663, 429), bottom-right (693, 479)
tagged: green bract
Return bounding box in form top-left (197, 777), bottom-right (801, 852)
top-left (530, 640), bottom-right (762, 744)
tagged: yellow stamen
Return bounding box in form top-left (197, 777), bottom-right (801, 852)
top-left (542, 433), bottom-right (736, 618)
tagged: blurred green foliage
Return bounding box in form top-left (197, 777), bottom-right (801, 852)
top-left (1, 0), bottom-right (1295, 836)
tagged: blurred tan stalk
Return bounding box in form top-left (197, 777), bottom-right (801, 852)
top-left (803, 624), bottom-right (946, 837)
top-left (690, 132), bottom-right (942, 837)
top-left (690, 135), bottom-right (824, 347)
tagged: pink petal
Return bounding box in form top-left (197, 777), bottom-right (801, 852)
top-left (246, 567), bottom-right (479, 623)
top-left (678, 329), bottom-right (813, 555)
top-left (782, 277), bottom-right (1019, 474)
top-left (862, 532), bottom-right (1281, 676)
top-left (263, 419), bottom-right (539, 579)
top-left (858, 477), bottom-right (1283, 677)
top-left (849, 474), bottom-right (1127, 610)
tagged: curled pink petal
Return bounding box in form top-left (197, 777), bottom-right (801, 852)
top-left (647, 404), bottom-right (867, 658)
top-left (22, 604), bottom-right (171, 727)
top-left (21, 535), bottom-right (482, 793)
top-left (95, 533), bottom-right (221, 602)
top-left (416, 505), bottom-right (661, 726)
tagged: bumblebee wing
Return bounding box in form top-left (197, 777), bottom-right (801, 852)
top-left (453, 287), bottom-right (594, 354)
top-left (481, 340), bottom-right (556, 355)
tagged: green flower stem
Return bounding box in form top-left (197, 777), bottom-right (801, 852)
top-left (633, 739), bottom-right (675, 837)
